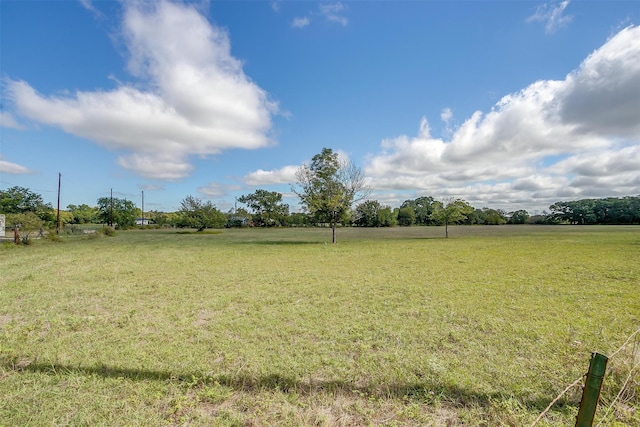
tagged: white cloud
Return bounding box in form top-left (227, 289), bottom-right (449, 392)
top-left (6, 0), bottom-right (278, 180)
top-left (370, 191), bottom-right (414, 208)
top-left (319, 2), bottom-right (348, 26)
top-left (527, 1), bottom-right (573, 34)
top-left (292, 16), bottom-right (310, 28)
top-left (0, 112), bottom-right (24, 130)
top-left (243, 149), bottom-right (353, 187)
top-left (366, 26), bottom-right (640, 212)
top-left (78, 0), bottom-right (103, 19)
top-left (243, 165), bottom-right (299, 185)
top-left (333, 148), bottom-right (354, 165)
top-left (197, 182), bottom-right (228, 198)
top-left (0, 156), bottom-right (31, 174)
top-left (440, 107), bottom-right (454, 137)
top-left (440, 108), bottom-right (453, 124)
top-left (557, 26), bottom-right (640, 137)
top-left (549, 146), bottom-right (640, 177)
top-left (117, 151), bottom-right (194, 181)
top-left (141, 184), bottom-right (165, 191)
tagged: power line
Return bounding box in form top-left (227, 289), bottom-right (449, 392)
top-left (0, 180), bottom-right (57, 193)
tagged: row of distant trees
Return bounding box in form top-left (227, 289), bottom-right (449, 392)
top-left (2, 147), bottom-right (639, 240)
top-left (549, 197), bottom-right (640, 225)
top-left (4, 186), bottom-right (639, 233)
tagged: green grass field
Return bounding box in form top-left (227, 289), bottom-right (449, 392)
top-left (1, 225), bottom-right (639, 426)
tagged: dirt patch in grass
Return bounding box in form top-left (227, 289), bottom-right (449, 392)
top-left (193, 309), bottom-right (214, 328)
top-left (0, 314), bottom-right (12, 328)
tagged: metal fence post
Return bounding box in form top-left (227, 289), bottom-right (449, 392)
top-left (575, 352), bottom-right (608, 427)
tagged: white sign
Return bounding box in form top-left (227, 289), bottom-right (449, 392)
top-left (0, 214), bottom-right (5, 238)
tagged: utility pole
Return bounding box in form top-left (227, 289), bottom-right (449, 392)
top-left (56, 173), bottom-right (61, 234)
top-left (141, 190), bottom-right (145, 226)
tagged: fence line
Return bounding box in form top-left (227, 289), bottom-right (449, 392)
top-left (593, 328), bottom-right (640, 427)
top-left (529, 376), bottom-right (586, 427)
top-left (529, 327), bottom-right (640, 427)
top-left (607, 328), bottom-right (640, 360)
top-left (595, 358), bottom-right (640, 426)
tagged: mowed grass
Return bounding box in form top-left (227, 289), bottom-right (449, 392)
top-left (1, 226), bottom-right (638, 426)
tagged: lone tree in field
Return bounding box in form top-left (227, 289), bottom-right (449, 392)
top-left (178, 195), bottom-right (226, 231)
top-left (430, 198), bottom-right (474, 238)
top-left (294, 148), bottom-right (369, 243)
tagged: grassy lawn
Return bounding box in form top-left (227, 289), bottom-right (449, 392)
top-left (1, 225), bottom-right (639, 426)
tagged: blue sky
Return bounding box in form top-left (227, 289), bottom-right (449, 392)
top-left (1, 0), bottom-right (639, 214)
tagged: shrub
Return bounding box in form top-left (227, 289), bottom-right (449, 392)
top-left (45, 232), bottom-right (64, 243)
top-left (100, 227), bottom-right (116, 237)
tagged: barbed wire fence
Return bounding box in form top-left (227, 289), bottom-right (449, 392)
top-left (594, 328), bottom-right (640, 426)
top-left (530, 327), bottom-right (640, 427)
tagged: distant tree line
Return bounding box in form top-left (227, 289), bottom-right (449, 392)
top-left (3, 181), bottom-right (639, 240)
top-left (549, 197), bottom-right (640, 224)
top-left (116, 193), bottom-right (640, 233)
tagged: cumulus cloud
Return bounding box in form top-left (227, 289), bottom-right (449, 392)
top-left (242, 149), bottom-right (359, 197)
top-left (527, 0), bottom-right (573, 34)
top-left (550, 146), bottom-right (640, 177)
top-left (117, 151), bottom-right (194, 181)
top-left (366, 26), bottom-right (640, 211)
top-left (0, 156), bottom-right (31, 174)
top-left (557, 26), bottom-right (640, 137)
top-left (243, 165), bottom-right (299, 185)
top-left (197, 182), bottom-right (228, 198)
top-left (6, 0), bottom-right (277, 180)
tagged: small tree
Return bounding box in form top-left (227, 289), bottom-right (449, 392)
top-left (149, 211), bottom-right (180, 228)
top-left (353, 200), bottom-right (396, 227)
top-left (238, 189), bottom-right (289, 227)
top-left (178, 195), bottom-right (226, 231)
top-left (430, 198), bottom-right (474, 238)
top-left (67, 204), bottom-right (98, 224)
top-left (401, 196), bottom-right (437, 225)
top-left (354, 200), bottom-right (382, 227)
top-left (508, 210), bottom-right (529, 224)
top-left (294, 148), bottom-right (369, 243)
top-left (96, 197), bottom-right (137, 228)
top-left (6, 212), bottom-right (44, 244)
top-left (377, 206), bottom-right (397, 227)
top-left (472, 208), bottom-right (507, 225)
top-left (397, 206), bottom-right (416, 226)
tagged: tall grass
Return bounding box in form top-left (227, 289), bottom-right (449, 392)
top-left (1, 226), bottom-right (638, 426)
